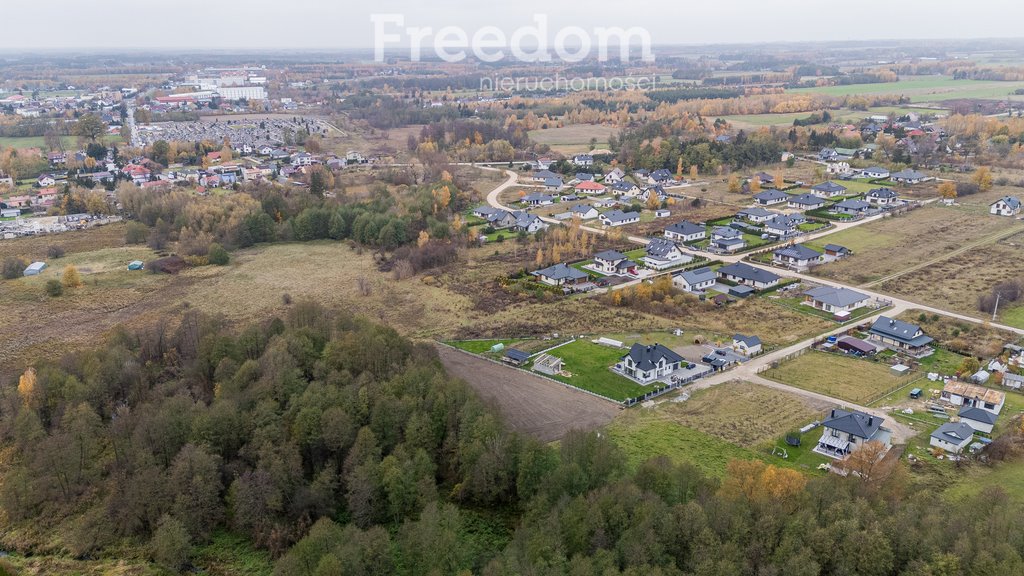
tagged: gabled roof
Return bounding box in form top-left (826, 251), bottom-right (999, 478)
top-left (867, 187), bottom-right (898, 199)
top-left (594, 249), bottom-right (627, 262)
top-left (717, 262), bottom-right (781, 284)
top-left (823, 408), bottom-right (883, 439)
top-left (666, 220), bottom-right (705, 236)
top-left (569, 204), bottom-right (596, 214)
top-left (711, 226), bottom-right (742, 239)
top-left (992, 196), bottom-right (1021, 209)
top-left (862, 166), bottom-right (889, 174)
top-left (611, 181), bottom-right (638, 192)
top-left (774, 244), bottom-right (822, 260)
top-left (645, 238), bottom-right (680, 258)
top-left (601, 210), bottom-right (640, 223)
top-left (891, 169), bottom-right (926, 180)
top-left (532, 263), bottom-right (588, 282)
top-left (677, 266), bottom-right (716, 286)
top-left (824, 243), bottom-right (850, 253)
top-left (733, 334), bottom-right (761, 347)
top-left (649, 168), bottom-right (673, 181)
top-left (803, 285), bottom-right (869, 308)
top-left (533, 169), bottom-right (558, 179)
top-left (958, 406), bottom-right (998, 425)
top-left (764, 215), bottom-right (802, 230)
top-left (623, 343), bottom-right (683, 372)
top-left (870, 316), bottom-right (932, 347)
top-left (931, 422), bottom-right (974, 444)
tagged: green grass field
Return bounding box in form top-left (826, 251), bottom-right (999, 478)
top-left (999, 304), bottom-right (1024, 329)
top-left (542, 339), bottom-right (649, 401)
top-left (446, 339), bottom-right (527, 355)
top-left (0, 134), bottom-right (124, 150)
top-left (763, 350), bottom-right (917, 405)
top-left (789, 76), bottom-right (1024, 102)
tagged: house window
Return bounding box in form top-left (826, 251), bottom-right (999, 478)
top-left (985, 402), bottom-right (995, 409)
top-left (830, 429), bottom-right (839, 437)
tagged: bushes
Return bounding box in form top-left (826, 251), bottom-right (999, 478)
top-left (46, 245), bottom-right (65, 259)
top-left (2, 257), bottom-right (27, 279)
top-left (45, 279), bottom-right (63, 297)
top-left (207, 243), bottom-right (230, 266)
top-left (125, 221), bottom-right (149, 244)
top-left (62, 265), bottom-right (83, 288)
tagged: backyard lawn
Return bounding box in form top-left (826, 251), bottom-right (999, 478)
top-left (541, 339), bottom-right (650, 401)
top-left (763, 350), bottom-right (918, 404)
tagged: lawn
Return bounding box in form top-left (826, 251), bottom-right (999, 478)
top-left (789, 76), bottom-right (1024, 103)
top-left (446, 339), bottom-right (527, 355)
top-left (527, 125), bottom-right (616, 155)
top-left (763, 350), bottom-right (918, 405)
top-left (541, 339), bottom-right (650, 401)
top-left (1000, 304), bottom-right (1024, 330)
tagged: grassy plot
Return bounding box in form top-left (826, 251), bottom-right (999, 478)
top-left (527, 124), bottom-right (616, 154)
top-left (541, 339), bottom-right (649, 401)
top-left (763, 350), bottom-right (917, 405)
top-left (789, 76), bottom-right (1024, 102)
top-left (446, 339), bottom-right (528, 355)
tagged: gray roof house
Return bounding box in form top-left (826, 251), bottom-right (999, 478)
top-left (673, 266), bottom-right (717, 293)
top-left (599, 210), bottom-right (641, 227)
top-left (717, 262), bottom-right (781, 289)
top-left (890, 169), bottom-right (928, 184)
top-left (866, 187), bottom-right (899, 205)
top-left (817, 408), bottom-right (889, 458)
top-left (788, 193), bottom-right (826, 210)
top-left (643, 238), bottom-right (691, 270)
top-left (833, 199), bottom-right (872, 215)
top-left (930, 422), bottom-right (975, 453)
top-left (868, 316), bottom-right (933, 356)
top-left (523, 192), bottom-right (555, 205)
top-left (773, 244), bottom-right (823, 270)
top-left (664, 220), bottom-right (706, 242)
top-left (802, 286), bottom-right (870, 314)
top-left (618, 343), bottom-right (684, 384)
top-left (990, 196), bottom-right (1021, 217)
top-left (811, 181), bottom-right (847, 197)
top-left (737, 207), bottom-right (777, 223)
top-left (753, 189), bottom-right (789, 206)
top-left (732, 334), bottom-right (762, 355)
top-left (958, 406), bottom-right (998, 434)
top-left (532, 263), bottom-right (589, 286)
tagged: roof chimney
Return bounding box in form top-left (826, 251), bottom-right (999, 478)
top-left (830, 409), bottom-right (835, 418)
top-left (868, 416), bottom-right (873, 426)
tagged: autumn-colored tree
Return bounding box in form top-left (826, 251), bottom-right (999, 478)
top-left (837, 441), bottom-right (893, 483)
top-left (689, 165), bottom-right (698, 180)
top-left (775, 172), bottom-right (785, 189)
top-left (938, 180), bottom-right (958, 200)
top-left (62, 265), bottom-right (83, 288)
top-left (675, 158), bottom-right (683, 180)
top-left (646, 193), bottom-right (660, 210)
top-left (417, 230), bottom-right (430, 248)
top-left (727, 174), bottom-right (741, 194)
top-left (720, 460), bottom-right (806, 507)
top-left (432, 185), bottom-right (451, 214)
top-left (17, 367), bottom-right (37, 408)
top-left (534, 248), bottom-right (544, 267)
top-left (750, 176), bottom-right (762, 192)
top-left (973, 166), bottom-right (993, 192)
top-left (452, 214), bottom-right (464, 231)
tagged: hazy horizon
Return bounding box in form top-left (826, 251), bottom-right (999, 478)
top-left (3, 0), bottom-right (1023, 51)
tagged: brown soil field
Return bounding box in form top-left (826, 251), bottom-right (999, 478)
top-left (435, 344), bottom-right (619, 442)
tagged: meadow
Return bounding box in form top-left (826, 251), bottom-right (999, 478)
top-left (763, 351), bottom-right (917, 405)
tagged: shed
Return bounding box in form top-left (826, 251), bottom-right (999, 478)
top-left (503, 349), bottom-right (531, 366)
top-left (23, 261), bottom-right (47, 276)
top-left (728, 285), bottom-right (755, 298)
top-left (533, 353), bottom-right (564, 376)
top-left (654, 209), bottom-right (671, 218)
top-left (837, 336), bottom-right (876, 356)
top-left (489, 342), bottom-right (505, 353)
top-left (891, 364), bottom-right (911, 377)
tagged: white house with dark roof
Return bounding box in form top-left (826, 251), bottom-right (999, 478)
top-left (514, 212), bottom-right (549, 234)
top-left (522, 193), bottom-right (555, 206)
top-left (610, 181), bottom-right (641, 198)
top-left (833, 199), bottom-right (872, 216)
top-left (737, 207), bottom-right (777, 223)
top-left (752, 189), bottom-right (788, 206)
top-left (811, 181), bottom-right (847, 198)
top-left (773, 244), bottom-right (823, 271)
top-left (868, 316), bottom-right (933, 357)
top-left (764, 214), bottom-right (804, 237)
top-left (866, 187), bottom-right (899, 206)
top-left (572, 154), bottom-right (594, 167)
top-left (532, 169), bottom-right (558, 183)
top-left (617, 343), bottom-right (684, 384)
top-left (593, 250), bottom-right (637, 276)
top-left (816, 408), bottom-right (890, 458)
top-left (930, 422), bottom-right (974, 454)
top-left (860, 166), bottom-right (890, 179)
top-left (532, 263), bottom-right (589, 286)
top-left (802, 286), bottom-right (870, 314)
top-left (604, 167), bottom-right (624, 184)
top-left (717, 262), bottom-right (780, 290)
top-left (567, 204), bottom-right (599, 220)
top-left (958, 406), bottom-right (997, 434)
top-left (643, 238), bottom-right (691, 270)
top-left (732, 334), bottom-right (762, 356)
top-left (890, 169), bottom-right (929, 184)
top-left (599, 210), bottom-right (640, 227)
top-left (710, 226), bottom-right (746, 252)
top-left (788, 193), bottom-right (826, 211)
top-left (990, 196), bottom-right (1021, 217)
top-left (664, 220), bottom-right (706, 242)
top-left (673, 266), bottom-right (716, 293)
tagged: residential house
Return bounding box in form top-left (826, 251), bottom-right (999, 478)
top-left (764, 214), bottom-right (803, 237)
top-left (753, 189), bottom-right (788, 206)
top-left (941, 381), bottom-right (1004, 416)
top-left (832, 199), bottom-right (872, 216)
top-left (567, 204), bottom-right (599, 220)
top-left (604, 168), bottom-right (625, 184)
top-left (532, 263), bottom-right (589, 286)
top-left (575, 180), bottom-right (606, 194)
top-left (574, 172), bottom-right (594, 182)
top-left (827, 162), bottom-right (852, 177)
top-left (514, 212), bottom-right (548, 233)
top-left (816, 408), bottom-right (889, 458)
top-left (648, 169), bottom-right (674, 185)
top-left (543, 177), bottom-right (564, 192)
top-left (618, 343), bottom-right (684, 384)
top-left (811, 181), bottom-right (848, 198)
top-left (1003, 373), bottom-right (1024, 390)
top-left (929, 422), bottom-right (974, 454)
top-left (531, 169), bottom-right (558, 183)
top-left (717, 262), bottom-right (780, 290)
top-left (732, 334), bottom-right (762, 356)
top-left (710, 226), bottom-right (747, 252)
top-left (802, 286), bottom-right (870, 315)
top-left (600, 210), bottom-right (640, 227)
top-left (643, 238), bottom-right (692, 270)
top-left (664, 220), bottom-right (706, 242)
top-left (957, 406), bottom-right (997, 434)
top-left (572, 154), bottom-right (594, 167)
top-left (639, 186), bottom-right (666, 204)
top-left (472, 205), bottom-right (502, 219)
top-left (866, 187), bottom-right (899, 206)
top-left (486, 210), bottom-right (519, 229)
top-left (37, 174), bottom-right (56, 187)
top-left (773, 244), bottom-right (823, 271)
top-left (610, 181), bottom-right (641, 198)
top-left (737, 207), bottom-right (777, 223)
top-left (753, 172), bottom-right (775, 186)
top-left (860, 166), bottom-right (890, 179)
top-left (836, 336), bottom-right (877, 356)
top-left (522, 193), bottom-right (555, 206)
top-left (990, 196), bottom-right (1021, 217)
top-left (673, 266), bottom-right (716, 293)
top-left (788, 193), bottom-right (826, 211)
top-left (818, 148), bottom-right (839, 162)
top-left (593, 250), bottom-right (638, 276)
top-left (290, 152), bottom-right (314, 167)
top-left (890, 169), bottom-right (928, 184)
top-left (868, 316), bottom-right (933, 356)
top-left (823, 244), bottom-right (852, 258)
top-left (702, 347), bottom-right (748, 371)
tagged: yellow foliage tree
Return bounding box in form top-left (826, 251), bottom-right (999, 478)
top-left (727, 174), bottom-right (741, 194)
top-left (750, 176), bottom-right (762, 192)
top-left (535, 248), bottom-right (544, 267)
top-left (62, 265), bottom-right (83, 288)
top-left (417, 230), bottom-right (430, 247)
top-left (973, 166), bottom-right (993, 192)
top-left (17, 367), bottom-right (37, 408)
top-left (689, 165), bottom-right (698, 180)
top-left (938, 180), bottom-right (958, 200)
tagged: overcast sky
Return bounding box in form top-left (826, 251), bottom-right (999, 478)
top-left (1, 0), bottom-right (1022, 50)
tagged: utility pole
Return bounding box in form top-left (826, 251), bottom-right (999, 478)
top-left (992, 292), bottom-right (1001, 322)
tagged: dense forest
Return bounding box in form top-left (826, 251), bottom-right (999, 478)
top-left (1, 306), bottom-right (1023, 575)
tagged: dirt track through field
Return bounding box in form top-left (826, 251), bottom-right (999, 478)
top-left (435, 345), bottom-right (620, 442)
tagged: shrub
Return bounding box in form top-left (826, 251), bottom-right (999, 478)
top-left (207, 243), bottom-right (230, 266)
top-left (47, 245), bottom-right (65, 259)
top-left (45, 279), bottom-right (63, 297)
top-left (151, 515), bottom-right (191, 572)
top-left (2, 257), bottom-right (27, 279)
top-left (62, 265), bottom-right (83, 288)
top-left (125, 221), bottom-right (149, 244)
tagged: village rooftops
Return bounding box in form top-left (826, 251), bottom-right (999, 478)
top-left (645, 238), bottom-right (680, 258)
top-left (601, 210), bottom-right (640, 224)
top-left (753, 190), bottom-right (788, 202)
top-left (958, 406), bottom-right (998, 425)
top-left (823, 408), bottom-right (883, 440)
top-left (867, 187), bottom-right (898, 199)
top-left (733, 334), bottom-right (761, 348)
top-left (802, 286), bottom-right (869, 308)
top-left (931, 422), bottom-right (974, 445)
top-left (677, 266), bottom-right (716, 286)
top-left (942, 381), bottom-right (1005, 406)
